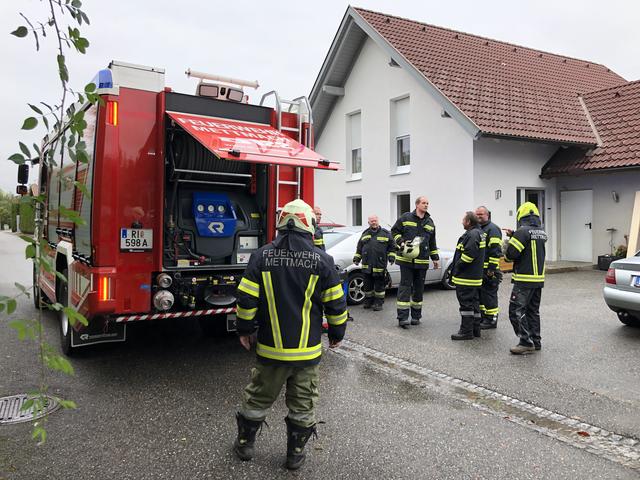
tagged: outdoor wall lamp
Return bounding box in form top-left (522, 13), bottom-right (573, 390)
top-left (611, 191), bottom-right (619, 203)
top-left (495, 189), bottom-right (502, 200)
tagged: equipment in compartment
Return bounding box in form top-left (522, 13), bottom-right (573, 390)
top-left (193, 192), bottom-right (237, 238)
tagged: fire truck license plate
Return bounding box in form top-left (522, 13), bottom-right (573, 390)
top-left (120, 228), bottom-right (153, 250)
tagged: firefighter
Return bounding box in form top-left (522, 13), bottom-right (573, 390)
top-left (352, 214), bottom-right (396, 311)
top-left (504, 202), bottom-right (547, 355)
top-left (313, 206), bottom-right (325, 250)
top-left (451, 211), bottom-right (486, 340)
top-left (233, 199), bottom-right (347, 469)
top-left (475, 206), bottom-right (503, 329)
top-left (391, 196), bottom-right (440, 328)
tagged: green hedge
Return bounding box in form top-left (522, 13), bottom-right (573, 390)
top-left (10, 201), bottom-right (19, 232)
top-left (19, 197), bottom-right (35, 234)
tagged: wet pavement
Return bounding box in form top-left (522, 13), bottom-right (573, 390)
top-left (1, 231), bottom-right (639, 479)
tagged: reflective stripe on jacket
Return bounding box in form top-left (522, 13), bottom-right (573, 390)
top-left (390, 210), bottom-right (439, 270)
top-left (313, 227), bottom-right (325, 250)
top-left (236, 231), bottom-right (347, 365)
top-left (452, 226), bottom-right (486, 287)
top-left (481, 221), bottom-right (503, 271)
top-left (354, 227), bottom-right (396, 275)
top-left (504, 215), bottom-right (547, 288)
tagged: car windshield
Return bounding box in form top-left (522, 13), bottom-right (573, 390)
top-left (322, 231), bottom-right (352, 250)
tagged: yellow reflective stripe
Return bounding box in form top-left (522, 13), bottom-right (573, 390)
top-left (238, 277), bottom-right (260, 298)
top-left (314, 238), bottom-right (325, 245)
top-left (489, 258), bottom-right (501, 264)
top-left (361, 234), bottom-right (372, 240)
top-left (479, 241), bottom-right (486, 248)
top-left (374, 291), bottom-right (385, 298)
top-left (512, 273), bottom-right (545, 282)
top-left (414, 259), bottom-right (429, 264)
top-left (372, 267), bottom-right (385, 272)
top-left (402, 221), bottom-right (417, 226)
top-left (236, 306), bottom-right (257, 320)
top-left (484, 307), bottom-right (500, 314)
top-left (299, 274), bottom-right (319, 348)
top-left (461, 254), bottom-right (474, 263)
top-left (509, 237), bottom-right (525, 252)
top-left (483, 262), bottom-right (489, 268)
top-left (262, 271), bottom-right (283, 349)
top-left (353, 253), bottom-right (362, 258)
top-left (410, 301), bottom-right (422, 307)
top-left (397, 301), bottom-right (410, 308)
top-left (396, 256), bottom-right (412, 263)
top-left (256, 343), bottom-right (322, 361)
top-left (377, 237), bottom-right (389, 242)
top-left (430, 249), bottom-right (439, 255)
top-left (531, 240), bottom-right (538, 276)
top-left (489, 237), bottom-right (502, 246)
top-left (393, 234), bottom-right (402, 241)
top-left (326, 310), bottom-right (348, 326)
top-left (456, 243), bottom-right (464, 250)
top-left (362, 264), bottom-right (369, 269)
top-left (452, 276), bottom-right (482, 286)
top-left (322, 284), bottom-right (344, 303)
top-left (424, 224), bottom-right (434, 231)
top-left (388, 252), bottom-right (396, 258)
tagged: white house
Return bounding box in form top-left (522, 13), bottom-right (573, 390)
top-left (310, 7), bottom-right (640, 263)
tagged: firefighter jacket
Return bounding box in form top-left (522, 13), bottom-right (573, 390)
top-left (391, 210), bottom-right (439, 269)
top-left (480, 221), bottom-right (503, 271)
top-left (452, 225), bottom-right (486, 287)
top-left (504, 215), bottom-right (547, 288)
top-left (235, 230), bottom-right (347, 366)
top-left (353, 227), bottom-right (396, 276)
top-left (313, 227), bottom-right (325, 250)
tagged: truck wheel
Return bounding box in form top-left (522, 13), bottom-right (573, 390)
top-left (441, 264), bottom-right (456, 290)
top-left (347, 272), bottom-right (366, 305)
top-left (58, 268), bottom-right (74, 356)
top-left (617, 311), bottom-right (640, 327)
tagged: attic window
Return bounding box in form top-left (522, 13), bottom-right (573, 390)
top-left (421, 26), bottom-right (426, 32)
top-left (384, 17), bottom-right (390, 23)
top-left (512, 47), bottom-right (517, 52)
top-left (614, 91), bottom-right (621, 98)
top-left (454, 34), bottom-right (459, 39)
top-left (484, 41), bottom-right (489, 46)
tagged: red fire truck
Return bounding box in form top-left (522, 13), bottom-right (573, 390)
top-left (30, 61), bottom-right (339, 355)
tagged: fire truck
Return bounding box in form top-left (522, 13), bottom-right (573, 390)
top-left (29, 61), bottom-right (339, 355)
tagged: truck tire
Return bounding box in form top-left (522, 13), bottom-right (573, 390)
top-left (58, 268), bottom-right (74, 356)
top-left (32, 263), bottom-right (48, 309)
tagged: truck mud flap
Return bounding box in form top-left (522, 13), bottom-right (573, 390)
top-left (226, 314), bottom-right (237, 332)
top-left (70, 322), bottom-right (126, 348)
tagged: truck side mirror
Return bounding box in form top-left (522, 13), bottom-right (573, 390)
top-left (17, 164), bottom-right (29, 185)
top-left (16, 185), bottom-right (28, 195)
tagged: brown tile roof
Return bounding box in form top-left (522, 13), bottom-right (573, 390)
top-left (542, 80), bottom-right (640, 176)
top-left (353, 7), bottom-right (627, 145)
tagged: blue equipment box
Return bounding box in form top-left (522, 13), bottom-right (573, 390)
top-left (192, 192), bottom-right (237, 238)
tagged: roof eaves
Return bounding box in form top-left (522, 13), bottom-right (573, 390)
top-left (348, 7), bottom-right (482, 140)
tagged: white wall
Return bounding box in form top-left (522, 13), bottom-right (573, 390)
top-left (473, 138), bottom-right (558, 260)
top-left (556, 171), bottom-right (640, 261)
top-left (315, 37), bottom-right (474, 250)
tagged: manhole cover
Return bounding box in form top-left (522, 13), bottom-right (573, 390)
top-left (0, 394), bottom-right (60, 425)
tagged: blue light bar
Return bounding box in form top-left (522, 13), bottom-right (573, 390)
top-left (91, 69), bottom-right (113, 89)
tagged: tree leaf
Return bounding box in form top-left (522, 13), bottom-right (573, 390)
top-left (25, 244), bottom-right (36, 259)
top-left (57, 55), bottom-right (69, 83)
top-left (15, 282), bottom-right (28, 294)
top-left (22, 117), bottom-right (38, 130)
top-left (28, 103), bottom-right (43, 115)
top-left (33, 143), bottom-right (41, 156)
top-left (8, 320), bottom-right (26, 340)
top-left (74, 180), bottom-right (91, 200)
top-left (80, 11), bottom-right (90, 25)
top-left (19, 142), bottom-right (31, 157)
top-left (9, 153), bottom-right (25, 164)
top-left (42, 116), bottom-right (49, 129)
top-left (11, 26), bottom-right (28, 38)
top-left (7, 299), bottom-right (17, 315)
top-left (84, 82), bottom-right (96, 93)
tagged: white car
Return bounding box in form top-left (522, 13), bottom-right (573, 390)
top-left (323, 227), bottom-right (455, 305)
top-left (603, 252), bottom-right (640, 327)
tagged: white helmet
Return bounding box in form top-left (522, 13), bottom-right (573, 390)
top-left (276, 199), bottom-right (315, 235)
top-left (401, 236), bottom-right (423, 259)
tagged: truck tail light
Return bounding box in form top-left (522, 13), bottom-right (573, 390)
top-left (106, 101), bottom-right (118, 126)
top-left (605, 268), bottom-right (617, 285)
top-left (98, 276), bottom-right (113, 301)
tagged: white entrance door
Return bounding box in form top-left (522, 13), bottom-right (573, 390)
top-left (560, 190), bottom-right (593, 262)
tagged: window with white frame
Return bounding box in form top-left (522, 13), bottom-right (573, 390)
top-left (391, 96), bottom-right (410, 173)
top-left (396, 193), bottom-right (411, 218)
top-left (349, 196), bottom-right (362, 226)
top-left (348, 112), bottom-right (362, 178)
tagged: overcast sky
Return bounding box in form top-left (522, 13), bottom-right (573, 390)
top-left (1, 0), bottom-right (639, 194)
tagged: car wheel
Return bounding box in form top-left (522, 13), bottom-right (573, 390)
top-left (347, 272), bottom-right (366, 305)
top-left (617, 311), bottom-right (640, 327)
top-left (441, 264), bottom-right (456, 290)
top-left (58, 268), bottom-right (74, 356)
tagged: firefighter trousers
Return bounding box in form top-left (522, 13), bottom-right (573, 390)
top-left (456, 285), bottom-right (481, 328)
top-left (480, 274), bottom-right (500, 320)
top-left (508, 285), bottom-right (542, 348)
top-left (363, 273), bottom-right (386, 307)
top-left (240, 362), bottom-right (319, 428)
top-left (397, 266), bottom-right (427, 322)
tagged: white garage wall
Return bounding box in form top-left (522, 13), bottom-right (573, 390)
top-left (315, 37), bottom-right (474, 251)
top-left (473, 138), bottom-right (558, 260)
top-left (556, 171), bottom-right (640, 261)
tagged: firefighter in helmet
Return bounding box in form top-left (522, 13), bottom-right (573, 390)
top-left (504, 202), bottom-right (547, 355)
top-left (313, 206), bottom-right (325, 250)
top-left (233, 199), bottom-right (347, 470)
top-left (352, 214), bottom-right (396, 311)
top-left (475, 206), bottom-right (503, 329)
top-left (391, 196), bottom-right (440, 328)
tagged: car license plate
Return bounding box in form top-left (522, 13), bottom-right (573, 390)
top-left (120, 228), bottom-right (153, 250)
top-left (226, 314), bottom-right (237, 332)
top-left (633, 276), bottom-right (640, 288)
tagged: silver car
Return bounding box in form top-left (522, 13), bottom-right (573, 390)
top-left (603, 252), bottom-right (640, 327)
top-left (323, 227), bottom-right (455, 305)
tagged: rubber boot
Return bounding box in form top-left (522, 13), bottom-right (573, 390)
top-left (372, 297), bottom-right (383, 311)
top-left (285, 417), bottom-right (317, 470)
top-left (451, 315), bottom-right (474, 341)
top-left (473, 316), bottom-right (482, 338)
top-left (234, 413), bottom-right (264, 461)
top-left (363, 296), bottom-right (373, 309)
top-left (480, 314), bottom-right (498, 330)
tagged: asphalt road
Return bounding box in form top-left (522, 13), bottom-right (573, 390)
top-left (1, 230), bottom-right (639, 479)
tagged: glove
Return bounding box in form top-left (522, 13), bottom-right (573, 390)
top-left (388, 256), bottom-right (395, 265)
top-left (353, 256), bottom-right (360, 265)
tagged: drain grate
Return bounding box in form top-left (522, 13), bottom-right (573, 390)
top-left (0, 394), bottom-right (60, 425)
